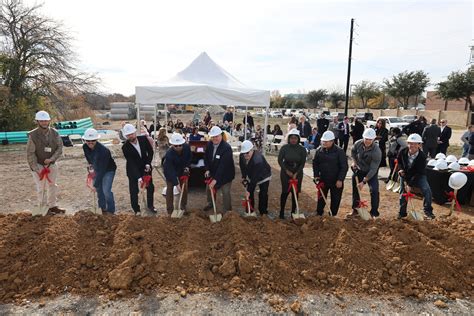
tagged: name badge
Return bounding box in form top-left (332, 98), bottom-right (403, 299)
top-left (215, 155), bottom-right (221, 159)
top-left (44, 147), bottom-right (52, 153)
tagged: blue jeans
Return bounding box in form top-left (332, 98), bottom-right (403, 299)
top-left (352, 171), bottom-right (380, 216)
top-left (96, 170), bottom-right (116, 213)
top-left (462, 143), bottom-right (469, 157)
top-left (399, 175), bottom-right (433, 216)
top-left (304, 141), bottom-right (315, 152)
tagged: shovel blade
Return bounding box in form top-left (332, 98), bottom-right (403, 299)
top-left (386, 180), bottom-right (395, 190)
top-left (209, 214), bottom-right (222, 223)
top-left (32, 205), bottom-right (48, 216)
top-left (392, 183), bottom-right (400, 193)
top-left (171, 209), bottom-right (184, 218)
top-left (409, 210), bottom-right (424, 221)
top-left (291, 212), bottom-right (306, 220)
top-left (245, 212), bottom-right (257, 217)
top-left (355, 207), bottom-right (371, 221)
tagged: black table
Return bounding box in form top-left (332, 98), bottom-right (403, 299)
top-left (425, 167), bottom-right (474, 206)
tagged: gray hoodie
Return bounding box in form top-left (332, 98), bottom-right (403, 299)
top-left (351, 139), bottom-right (382, 181)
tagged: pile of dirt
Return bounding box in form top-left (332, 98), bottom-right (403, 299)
top-left (0, 211), bottom-right (472, 303)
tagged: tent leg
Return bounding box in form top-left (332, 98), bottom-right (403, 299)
top-left (263, 107), bottom-right (269, 157)
top-left (164, 104), bottom-right (168, 132)
top-left (154, 104), bottom-right (158, 166)
top-left (244, 107), bottom-right (248, 141)
top-left (136, 103), bottom-right (141, 135)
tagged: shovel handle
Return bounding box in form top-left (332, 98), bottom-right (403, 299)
top-left (317, 186), bottom-right (332, 216)
top-left (449, 189), bottom-right (458, 216)
top-left (291, 184), bottom-right (300, 214)
top-left (178, 179), bottom-right (187, 210)
top-left (209, 184), bottom-right (217, 216)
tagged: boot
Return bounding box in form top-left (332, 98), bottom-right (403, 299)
top-left (279, 193), bottom-right (287, 219)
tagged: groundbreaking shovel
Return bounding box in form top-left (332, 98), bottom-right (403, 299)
top-left (206, 178), bottom-right (222, 223)
top-left (86, 168), bottom-right (100, 215)
top-left (316, 183), bottom-right (332, 216)
top-left (290, 178), bottom-right (305, 220)
top-left (171, 176), bottom-right (188, 218)
top-left (447, 189), bottom-right (459, 217)
top-left (354, 177), bottom-right (371, 221)
top-left (139, 173), bottom-right (152, 215)
top-left (392, 177), bottom-right (401, 193)
top-left (243, 198), bottom-right (257, 217)
top-left (404, 190), bottom-right (424, 221)
top-left (32, 167), bottom-right (51, 216)
top-left (386, 160), bottom-right (398, 190)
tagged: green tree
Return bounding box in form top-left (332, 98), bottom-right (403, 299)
top-left (436, 66), bottom-right (474, 111)
top-left (352, 81), bottom-right (380, 108)
top-left (305, 89), bottom-right (327, 108)
top-left (328, 91), bottom-right (345, 109)
top-left (383, 70), bottom-right (430, 109)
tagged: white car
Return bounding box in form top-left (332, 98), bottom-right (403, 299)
top-left (366, 116), bottom-right (409, 130)
top-left (269, 111), bottom-right (283, 118)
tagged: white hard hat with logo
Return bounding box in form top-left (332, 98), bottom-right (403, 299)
top-left (435, 153), bottom-right (446, 160)
top-left (407, 133), bottom-right (423, 143)
top-left (362, 128), bottom-right (376, 140)
top-left (122, 123), bottom-right (137, 136)
top-left (448, 172), bottom-right (468, 190)
top-left (35, 110), bottom-right (51, 121)
top-left (208, 126), bottom-right (223, 137)
top-left (448, 161), bottom-right (460, 171)
top-left (169, 133), bottom-right (185, 145)
top-left (427, 159), bottom-right (437, 167)
top-left (82, 128), bottom-right (101, 141)
top-left (458, 157), bottom-right (469, 165)
top-left (433, 159), bottom-right (448, 171)
top-left (320, 131), bottom-right (335, 142)
top-left (446, 155), bottom-right (457, 163)
top-left (240, 140), bottom-right (254, 154)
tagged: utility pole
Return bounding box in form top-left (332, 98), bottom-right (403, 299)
top-left (344, 18), bottom-right (354, 116)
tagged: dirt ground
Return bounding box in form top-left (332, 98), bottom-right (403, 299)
top-left (0, 136), bottom-right (473, 314)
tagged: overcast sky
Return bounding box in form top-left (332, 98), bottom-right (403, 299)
top-left (29, 0), bottom-right (473, 95)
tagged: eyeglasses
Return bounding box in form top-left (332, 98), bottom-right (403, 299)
top-left (173, 145), bottom-right (183, 148)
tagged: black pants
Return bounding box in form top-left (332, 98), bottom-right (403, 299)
top-left (280, 171), bottom-right (303, 218)
top-left (423, 145), bottom-right (437, 159)
top-left (388, 156), bottom-right (399, 181)
top-left (316, 184), bottom-right (343, 216)
top-left (128, 176), bottom-right (155, 213)
top-left (338, 135), bottom-right (349, 153)
top-left (437, 143), bottom-right (448, 155)
top-left (351, 171), bottom-right (380, 217)
top-left (249, 180), bottom-right (269, 215)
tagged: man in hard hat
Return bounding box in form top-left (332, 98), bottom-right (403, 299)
top-left (82, 128), bottom-right (117, 214)
top-left (122, 123), bottom-right (156, 214)
top-left (350, 128), bottom-right (382, 218)
top-left (203, 126), bottom-right (235, 212)
top-left (27, 110), bottom-right (65, 215)
top-left (163, 133), bottom-right (192, 215)
top-left (239, 140), bottom-right (272, 215)
top-left (397, 133), bottom-right (435, 219)
top-left (278, 128), bottom-right (307, 219)
top-left (312, 131), bottom-right (348, 216)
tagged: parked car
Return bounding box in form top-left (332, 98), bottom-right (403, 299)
top-left (401, 115), bottom-right (418, 123)
top-left (366, 116), bottom-right (409, 130)
top-left (354, 112), bottom-right (374, 123)
top-left (269, 111), bottom-right (283, 118)
top-left (330, 112), bottom-right (345, 122)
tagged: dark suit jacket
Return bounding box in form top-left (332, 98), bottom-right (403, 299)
top-left (439, 126), bottom-right (452, 146)
top-left (422, 124), bottom-right (441, 148)
top-left (297, 121), bottom-right (312, 138)
top-left (122, 136), bottom-right (154, 179)
top-left (204, 140), bottom-right (235, 188)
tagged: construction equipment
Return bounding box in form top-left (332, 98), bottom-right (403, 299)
top-left (403, 190), bottom-right (424, 221)
top-left (290, 178), bottom-right (305, 220)
top-left (243, 198), bottom-right (257, 217)
top-left (171, 176), bottom-right (188, 218)
top-left (386, 160), bottom-right (398, 190)
top-left (316, 182), bottom-right (332, 216)
top-left (354, 176), bottom-right (371, 221)
top-left (206, 178), bottom-right (222, 223)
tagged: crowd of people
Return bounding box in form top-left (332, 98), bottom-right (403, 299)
top-left (27, 109), bottom-right (474, 221)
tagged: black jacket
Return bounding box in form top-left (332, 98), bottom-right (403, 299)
top-left (243, 115), bottom-right (254, 129)
top-left (163, 144), bottom-right (192, 186)
top-left (439, 126), bottom-right (452, 146)
top-left (317, 118), bottom-right (329, 133)
top-left (422, 124), bottom-right (441, 148)
top-left (83, 142), bottom-right (117, 186)
top-left (312, 145), bottom-right (348, 186)
top-left (204, 140), bottom-right (235, 188)
top-left (297, 121), bottom-right (312, 138)
top-left (122, 136), bottom-right (154, 179)
top-left (239, 151), bottom-right (272, 193)
top-left (396, 148), bottom-right (427, 186)
top-left (351, 121), bottom-right (364, 140)
top-left (338, 121), bottom-right (350, 138)
top-left (469, 133), bottom-right (474, 155)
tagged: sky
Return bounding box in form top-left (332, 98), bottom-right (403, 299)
top-left (27, 0), bottom-right (473, 96)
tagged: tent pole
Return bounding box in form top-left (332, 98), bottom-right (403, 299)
top-left (164, 104), bottom-right (168, 132)
top-left (244, 106), bottom-right (248, 141)
top-left (263, 105), bottom-right (269, 157)
top-left (136, 103), bottom-right (141, 135)
top-left (154, 104), bottom-right (158, 166)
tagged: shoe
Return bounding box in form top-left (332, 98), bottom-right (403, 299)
top-left (102, 210), bottom-right (114, 215)
top-left (397, 214), bottom-right (407, 220)
top-left (424, 212), bottom-right (435, 220)
top-left (47, 206), bottom-right (66, 215)
top-left (346, 210), bottom-right (359, 218)
top-left (279, 212), bottom-right (285, 219)
top-left (148, 207), bottom-right (157, 214)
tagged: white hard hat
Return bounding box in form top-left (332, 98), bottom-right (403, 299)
top-left (122, 123), bottom-right (137, 136)
top-left (82, 128), bottom-right (101, 141)
top-left (469, 160), bottom-right (474, 167)
top-left (448, 161), bottom-right (460, 171)
top-left (458, 157), bottom-right (469, 165)
top-left (208, 126), bottom-right (223, 137)
top-left (287, 128), bottom-right (300, 137)
top-left (362, 128), bottom-right (376, 140)
top-left (240, 140), bottom-right (254, 154)
top-left (427, 159), bottom-right (437, 167)
top-left (320, 131), bottom-right (335, 142)
top-left (35, 110), bottom-right (51, 121)
top-left (433, 159), bottom-right (448, 171)
top-left (446, 155), bottom-right (457, 163)
top-left (448, 172), bottom-right (468, 190)
top-left (435, 153), bottom-right (446, 160)
top-left (407, 133), bottom-right (423, 143)
top-left (169, 133), bottom-right (185, 145)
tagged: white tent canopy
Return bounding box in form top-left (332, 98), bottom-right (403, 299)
top-left (135, 52), bottom-right (270, 107)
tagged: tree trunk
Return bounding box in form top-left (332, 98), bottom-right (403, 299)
top-left (445, 100), bottom-right (448, 111)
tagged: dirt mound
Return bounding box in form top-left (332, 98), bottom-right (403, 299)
top-left (0, 211), bottom-right (472, 303)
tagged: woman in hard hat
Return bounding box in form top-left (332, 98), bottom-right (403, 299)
top-left (278, 129), bottom-right (307, 219)
top-left (26, 110), bottom-right (65, 215)
top-left (82, 128), bottom-right (117, 214)
top-left (396, 133), bottom-right (435, 219)
top-left (350, 128), bottom-right (382, 218)
top-left (163, 133), bottom-right (192, 215)
top-left (239, 140), bottom-right (272, 215)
